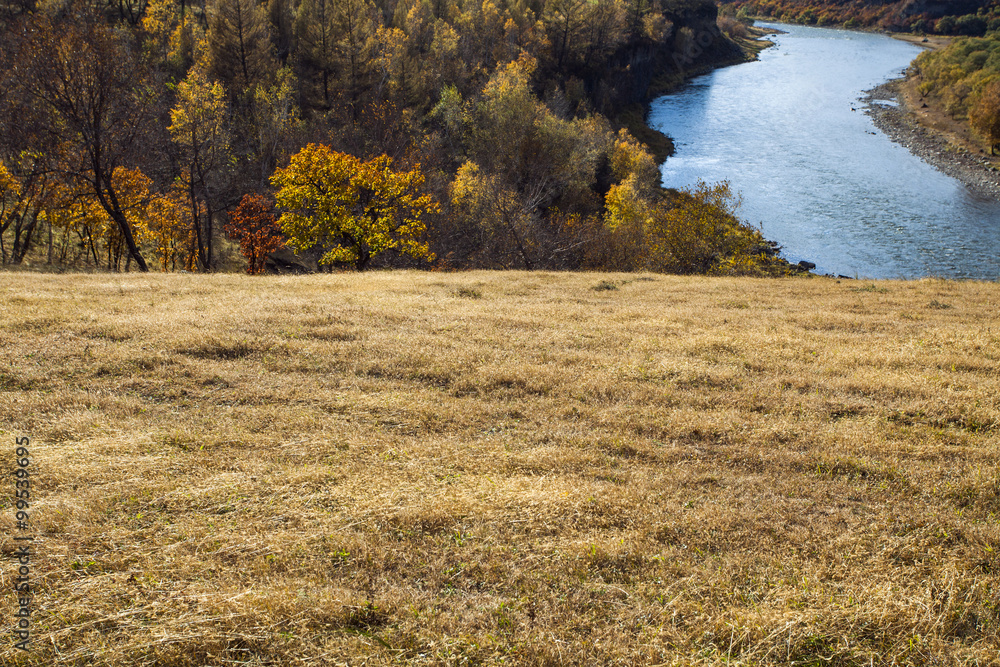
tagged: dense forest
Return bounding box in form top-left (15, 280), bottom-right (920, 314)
top-left (723, 0), bottom-right (1000, 34)
top-left (0, 0), bottom-right (796, 275)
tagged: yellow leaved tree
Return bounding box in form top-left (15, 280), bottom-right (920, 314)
top-left (168, 62), bottom-right (231, 270)
top-left (646, 181), bottom-right (773, 275)
top-left (270, 143), bottom-right (438, 270)
top-left (970, 80), bottom-right (1000, 155)
top-left (145, 184), bottom-right (191, 272)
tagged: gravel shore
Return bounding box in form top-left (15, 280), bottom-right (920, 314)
top-left (864, 79), bottom-right (1000, 200)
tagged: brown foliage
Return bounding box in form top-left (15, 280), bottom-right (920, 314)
top-left (224, 193), bottom-right (284, 274)
top-left (717, 16), bottom-right (748, 39)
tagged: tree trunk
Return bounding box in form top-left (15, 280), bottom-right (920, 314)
top-left (94, 164), bottom-right (149, 271)
top-left (11, 209), bottom-right (39, 264)
top-left (356, 246), bottom-right (371, 271)
top-left (206, 204), bottom-right (214, 270)
top-left (104, 202), bottom-right (149, 271)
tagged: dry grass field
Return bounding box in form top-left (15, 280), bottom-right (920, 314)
top-left (1, 271), bottom-right (999, 666)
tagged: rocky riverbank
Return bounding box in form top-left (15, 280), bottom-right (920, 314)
top-left (864, 79), bottom-right (1000, 200)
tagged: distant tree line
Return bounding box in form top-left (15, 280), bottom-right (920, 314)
top-left (723, 0), bottom-right (1000, 35)
top-left (0, 0), bottom-right (789, 275)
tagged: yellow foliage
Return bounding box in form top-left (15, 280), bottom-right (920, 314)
top-left (603, 175), bottom-right (649, 233)
top-left (969, 79), bottom-right (1000, 152)
top-left (143, 0), bottom-right (200, 68)
top-left (145, 185), bottom-right (191, 271)
top-left (111, 167), bottom-right (153, 234)
top-left (0, 162), bottom-right (19, 199)
top-left (168, 63), bottom-right (230, 155)
top-left (451, 161), bottom-right (483, 208)
top-left (608, 129), bottom-right (659, 194)
top-left (68, 168), bottom-right (153, 248)
top-left (451, 159), bottom-right (522, 232)
top-left (602, 179), bottom-right (782, 276)
top-left (142, 0), bottom-right (177, 37)
top-left (645, 180), bottom-right (770, 275)
top-left (271, 144), bottom-right (438, 270)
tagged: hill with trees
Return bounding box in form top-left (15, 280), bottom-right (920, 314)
top-left (0, 0), bottom-right (793, 275)
top-left (910, 31), bottom-right (1000, 150)
top-left (723, 0), bottom-right (1000, 34)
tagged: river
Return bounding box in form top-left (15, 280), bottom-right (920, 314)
top-left (648, 23), bottom-right (1000, 280)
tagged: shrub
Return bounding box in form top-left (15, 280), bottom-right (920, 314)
top-left (718, 16), bottom-right (749, 39)
top-left (603, 179), bottom-right (785, 276)
top-left (935, 16), bottom-right (956, 35)
top-left (224, 194), bottom-right (284, 275)
top-left (645, 181), bottom-right (769, 274)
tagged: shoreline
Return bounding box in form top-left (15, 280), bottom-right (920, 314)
top-left (864, 79), bottom-right (1000, 200)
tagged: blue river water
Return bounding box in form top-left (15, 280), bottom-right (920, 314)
top-left (648, 23), bottom-right (1000, 279)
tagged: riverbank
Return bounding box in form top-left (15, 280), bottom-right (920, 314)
top-left (865, 30), bottom-right (1000, 199)
top-left (864, 78), bottom-right (1000, 199)
top-left (889, 33), bottom-right (952, 50)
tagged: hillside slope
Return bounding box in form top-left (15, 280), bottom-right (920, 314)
top-left (726, 0), bottom-right (998, 32)
top-left (1, 271), bottom-right (998, 665)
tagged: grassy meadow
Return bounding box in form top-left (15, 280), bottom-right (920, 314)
top-left (1, 271), bottom-right (999, 665)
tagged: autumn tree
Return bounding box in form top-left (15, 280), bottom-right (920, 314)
top-left (15, 9), bottom-right (158, 271)
top-left (168, 61), bottom-right (232, 270)
top-left (246, 67), bottom-right (301, 189)
top-left (142, 0), bottom-right (202, 74)
top-left (0, 14), bottom-right (52, 264)
top-left (644, 180), bottom-right (770, 275)
top-left (225, 193), bottom-right (284, 274)
top-left (33, 179), bottom-right (87, 267)
top-left (0, 154), bottom-right (60, 266)
top-left (453, 57), bottom-right (612, 268)
top-left (271, 144), bottom-right (437, 270)
top-left (0, 161), bottom-right (31, 265)
top-left (335, 0), bottom-right (380, 113)
top-left (624, 0), bottom-right (656, 40)
top-left (375, 25), bottom-right (423, 107)
top-left (456, 0), bottom-right (511, 72)
top-left (294, 0), bottom-right (379, 111)
top-left (583, 0), bottom-right (628, 66)
top-left (970, 80), bottom-right (1000, 154)
top-left (145, 184), bottom-right (191, 271)
top-left (86, 167), bottom-right (156, 272)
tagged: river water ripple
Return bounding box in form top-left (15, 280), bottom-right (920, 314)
top-left (649, 23), bottom-right (1000, 280)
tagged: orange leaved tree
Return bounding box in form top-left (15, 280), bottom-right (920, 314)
top-left (224, 194), bottom-right (284, 274)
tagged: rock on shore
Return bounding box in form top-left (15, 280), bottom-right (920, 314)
top-left (864, 80), bottom-right (1000, 200)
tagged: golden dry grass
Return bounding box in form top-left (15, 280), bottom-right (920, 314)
top-left (1, 270), bottom-right (999, 666)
